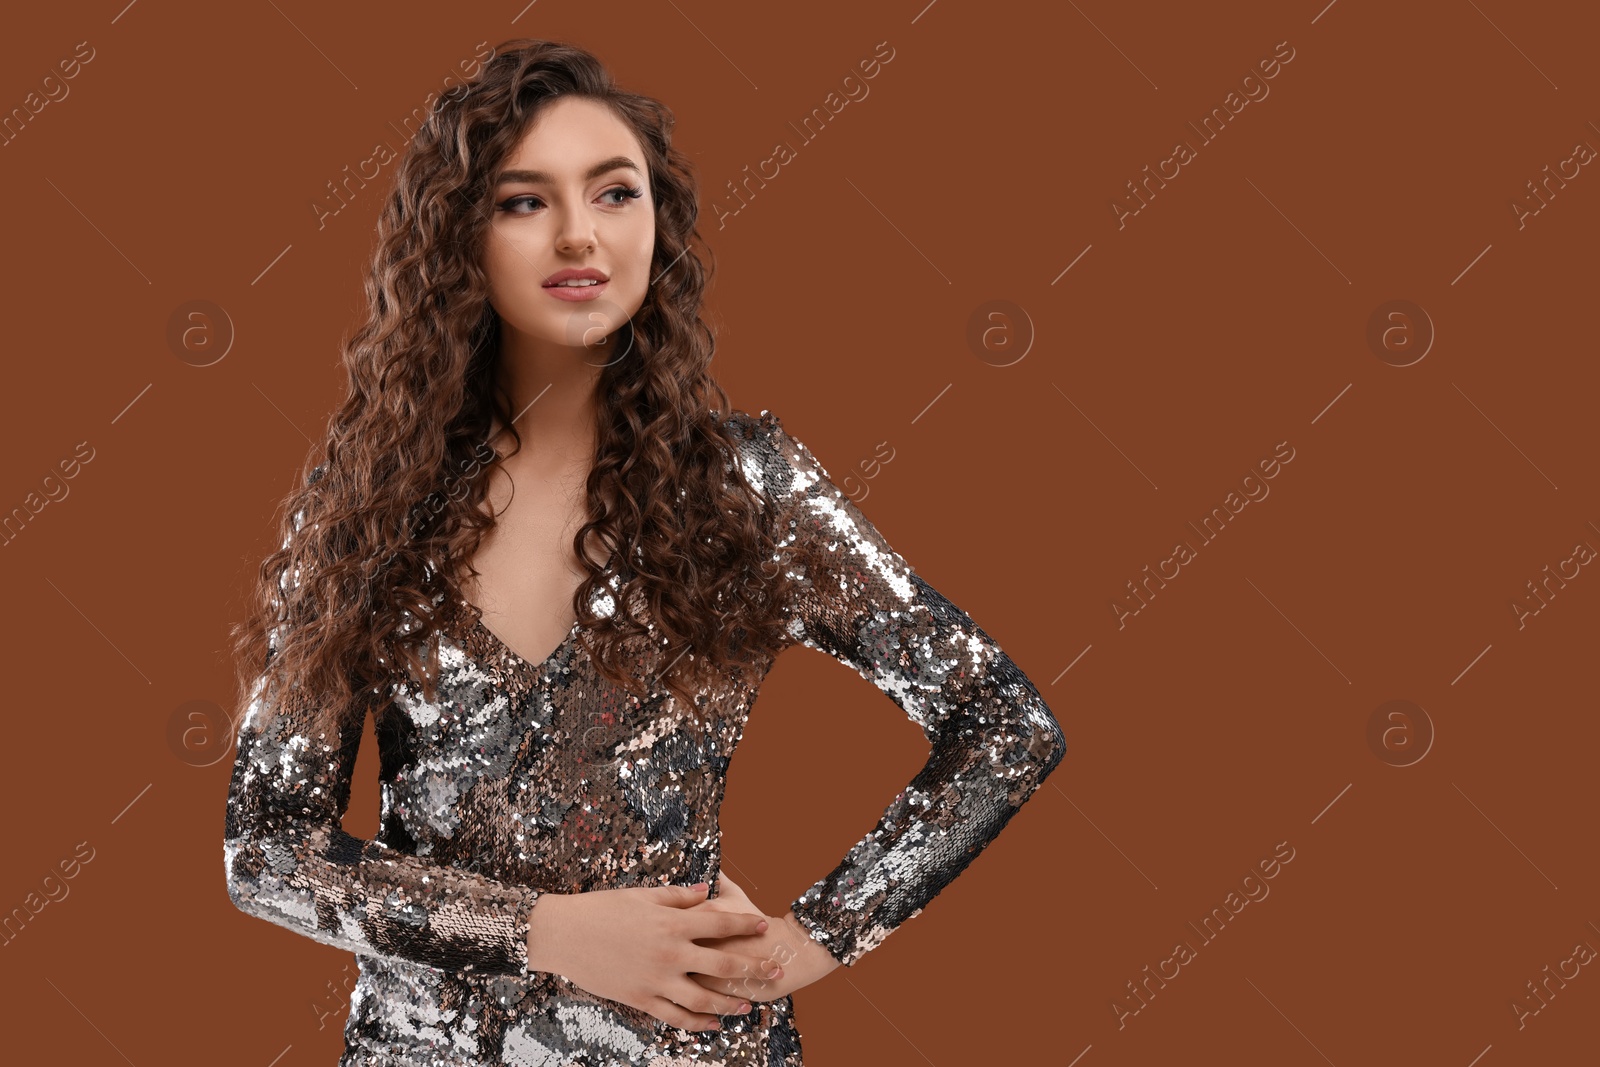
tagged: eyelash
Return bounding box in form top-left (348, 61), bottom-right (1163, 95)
top-left (496, 186), bottom-right (644, 214)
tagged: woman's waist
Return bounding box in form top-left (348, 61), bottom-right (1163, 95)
top-left (346, 955), bottom-right (792, 1062)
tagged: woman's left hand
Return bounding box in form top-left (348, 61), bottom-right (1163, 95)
top-left (686, 871), bottom-right (841, 1003)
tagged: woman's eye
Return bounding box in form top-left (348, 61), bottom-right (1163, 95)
top-left (602, 185), bottom-right (645, 207)
top-left (496, 186), bottom-right (643, 214)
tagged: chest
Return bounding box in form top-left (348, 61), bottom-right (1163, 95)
top-left (457, 457), bottom-right (615, 668)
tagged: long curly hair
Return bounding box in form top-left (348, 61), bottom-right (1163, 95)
top-left (229, 39), bottom-right (809, 746)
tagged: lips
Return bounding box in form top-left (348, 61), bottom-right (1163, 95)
top-left (540, 271), bottom-right (608, 300)
top-left (544, 267), bottom-right (609, 287)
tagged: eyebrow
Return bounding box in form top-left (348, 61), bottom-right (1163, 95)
top-left (494, 156), bottom-right (643, 186)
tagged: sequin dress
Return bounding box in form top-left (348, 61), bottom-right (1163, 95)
top-left (223, 409), bottom-right (1066, 1066)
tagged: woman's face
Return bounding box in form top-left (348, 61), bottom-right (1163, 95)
top-left (482, 96), bottom-right (656, 359)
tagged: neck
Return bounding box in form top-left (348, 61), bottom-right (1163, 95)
top-left (488, 332), bottom-right (607, 467)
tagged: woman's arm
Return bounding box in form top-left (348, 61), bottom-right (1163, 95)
top-left (224, 672), bottom-right (543, 978)
top-left (754, 412), bottom-right (1067, 969)
top-left (222, 490), bottom-right (541, 979)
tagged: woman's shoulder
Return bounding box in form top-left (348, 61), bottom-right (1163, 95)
top-left (714, 407), bottom-right (840, 511)
top-left (717, 406), bottom-right (813, 462)
top-left (715, 406), bottom-right (784, 441)
top-left (716, 407), bottom-right (793, 471)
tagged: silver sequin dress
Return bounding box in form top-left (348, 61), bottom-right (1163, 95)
top-left (223, 409), bottom-right (1066, 1066)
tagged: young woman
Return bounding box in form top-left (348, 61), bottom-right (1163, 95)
top-left (223, 38), bottom-right (1065, 1067)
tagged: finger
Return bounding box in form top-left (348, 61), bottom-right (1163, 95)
top-left (683, 908), bottom-right (770, 939)
top-left (688, 946), bottom-right (784, 984)
top-left (659, 883), bottom-right (711, 908)
top-left (689, 968), bottom-right (777, 1004)
top-left (688, 968), bottom-right (781, 1004)
top-left (644, 995), bottom-right (722, 1033)
top-left (670, 977), bottom-right (753, 1019)
top-left (684, 902), bottom-right (739, 921)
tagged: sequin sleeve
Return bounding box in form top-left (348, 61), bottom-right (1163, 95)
top-left (759, 415), bottom-right (1066, 968)
top-left (222, 490), bottom-right (542, 979)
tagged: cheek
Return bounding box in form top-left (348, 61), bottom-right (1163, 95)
top-left (628, 209), bottom-right (656, 261)
top-left (482, 240), bottom-right (519, 291)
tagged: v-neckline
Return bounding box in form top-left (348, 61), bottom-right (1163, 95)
top-left (470, 611), bottom-right (583, 675)
top-left (453, 546), bottom-right (623, 677)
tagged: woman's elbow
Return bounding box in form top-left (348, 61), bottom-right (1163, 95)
top-left (222, 834), bottom-right (270, 920)
top-left (1029, 706), bottom-right (1067, 784)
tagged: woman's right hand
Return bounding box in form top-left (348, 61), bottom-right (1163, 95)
top-left (525, 883), bottom-right (786, 1032)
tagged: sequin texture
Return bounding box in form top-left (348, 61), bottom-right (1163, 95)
top-left (223, 409), bottom-right (1066, 1065)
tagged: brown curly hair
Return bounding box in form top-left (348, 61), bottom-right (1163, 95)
top-left (228, 39), bottom-right (809, 746)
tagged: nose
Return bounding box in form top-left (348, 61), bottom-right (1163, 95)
top-left (555, 204), bottom-right (596, 255)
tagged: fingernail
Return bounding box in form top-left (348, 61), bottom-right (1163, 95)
top-left (738, 1001), bottom-right (752, 1013)
top-left (756, 920), bottom-right (768, 932)
top-left (691, 882), bottom-right (708, 892)
top-left (765, 966), bottom-right (781, 979)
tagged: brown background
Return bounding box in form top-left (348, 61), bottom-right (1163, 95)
top-left (2, 0), bottom-right (1597, 1063)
